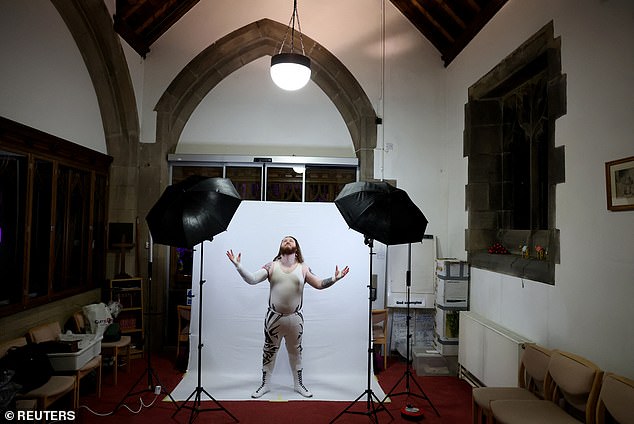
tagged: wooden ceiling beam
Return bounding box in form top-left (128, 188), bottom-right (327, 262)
top-left (435, 0), bottom-right (467, 29)
top-left (113, 1), bottom-right (507, 68)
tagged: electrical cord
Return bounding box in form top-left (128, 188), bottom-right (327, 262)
top-left (78, 393), bottom-right (160, 416)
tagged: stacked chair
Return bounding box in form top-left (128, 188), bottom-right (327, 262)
top-left (472, 343), bottom-right (553, 424)
top-left (595, 372), bottom-right (634, 424)
top-left (472, 347), bottom-right (609, 424)
top-left (472, 345), bottom-right (634, 424)
top-left (489, 350), bottom-right (603, 423)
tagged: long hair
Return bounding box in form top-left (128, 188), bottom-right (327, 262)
top-left (273, 235), bottom-right (304, 263)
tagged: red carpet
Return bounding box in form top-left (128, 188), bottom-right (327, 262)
top-left (77, 353), bottom-right (472, 423)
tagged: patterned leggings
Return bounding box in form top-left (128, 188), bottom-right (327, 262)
top-left (261, 308), bottom-right (304, 372)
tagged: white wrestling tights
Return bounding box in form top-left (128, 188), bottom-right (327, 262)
top-left (261, 308), bottom-right (304, 373)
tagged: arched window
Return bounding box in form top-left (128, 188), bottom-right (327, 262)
top-left (464, 22), bottom-right (566, 284)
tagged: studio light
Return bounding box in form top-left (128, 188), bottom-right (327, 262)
top-left (270, 0), bottom-right (311, 91)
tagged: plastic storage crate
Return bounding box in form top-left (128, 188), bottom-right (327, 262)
top-left (412, 345), bottom-right (449, 376)
top-left (47, 335), bottom-right (102, 371)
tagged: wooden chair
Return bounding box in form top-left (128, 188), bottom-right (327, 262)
top-left (28, 321), bottom-right (102, 408)
top-left (176, 305), bottom-right (191, 361)
top-left (371, 309), bottom-right (389, 371)
top-left (595, 372), bottom-right (634, 424)
top-left (100, 337), bottom-right (132, 385)
top-left (472, 343), bottom-right (553, 424)
top-left (490, 350), bottom-right (603, 424)
top-left (0, 337), bottom-right (76, 411)
top-left (73, 310), bottom-right (131, 386)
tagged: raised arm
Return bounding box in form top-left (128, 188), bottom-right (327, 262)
top-left (304, 264), bottom-right (350, 290)
top-left (226, 249), bottom-right (268, 285)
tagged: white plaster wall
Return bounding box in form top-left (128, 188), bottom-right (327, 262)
top-left (444, 0), bottom-right (634, 378)
top-left (378, 4), bottom-right (448, 252)
top-left (0, 0), bottom-right (105, 153)
top-left (177, 56), bottom-right (354, 157)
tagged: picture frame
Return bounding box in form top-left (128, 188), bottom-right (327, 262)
top-left (605, 156), bottom-right (634, 211)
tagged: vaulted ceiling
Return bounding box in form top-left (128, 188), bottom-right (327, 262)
top-left (113, 0), bottom-right (508, 67)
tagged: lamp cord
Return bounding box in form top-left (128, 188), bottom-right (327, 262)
top-left (278, 0), bottom-right (306, 55)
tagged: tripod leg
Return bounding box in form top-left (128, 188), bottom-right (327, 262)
top-left (147, 367), bottom-right (178, 404)
top-left (114, 368), bottom-right (148, 411)
top-left (187, 389), bottom-right (200, 424)
top-left (172, 243), bottom-right (239, 423)
top-left (200, 388), bottom-right (239, 422)
top-left (329, 390), bottom-right (368, 423)
top-left (116, 240), bottom-right (178, 412)
top-left (330, 241), bottom-right (393, 424)
top-left (406, 371), bottom-right (441, 416)
top-left (380, 244), bottom-right (440, 417)
top-left (172, 386), bottom-right (199, 418)
top-left (330, 389), bottom-right (393, 424)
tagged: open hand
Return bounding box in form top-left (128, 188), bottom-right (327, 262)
top-left (226, 249), bottom-right (241, 266)
top-left (335, 265), bottom-right (350, 281)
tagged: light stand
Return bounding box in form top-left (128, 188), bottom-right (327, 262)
top-left (382, 243), bottom-right (439, 417)
top-left (172, 242), bottom-right (239, 424)
top-left (330, 237), bottom-right (393, 424)
top-left (115, 235), bottom-right (177, 411)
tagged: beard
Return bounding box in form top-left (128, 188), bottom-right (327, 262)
top-left (280, 245), bottom-right (297, 255)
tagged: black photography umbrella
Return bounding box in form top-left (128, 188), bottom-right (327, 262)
top-left (331, 180), bottom-right (435, 424)
top-left (146, 175), bottom-right (242, 248)
top-left (334, 180), bottom-right (428, 246)
top-left (145, 175), bottom-right (241, 424)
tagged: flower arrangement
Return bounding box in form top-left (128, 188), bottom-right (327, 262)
top-left (535, 245), bottom-right (546, 260)
top-left (488, 242), bottom-right (509, 254)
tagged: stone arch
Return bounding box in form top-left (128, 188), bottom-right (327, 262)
top-left (155, 18), bottom-right (377, 180)
top-left (51, 0), bottom-right (139, 160)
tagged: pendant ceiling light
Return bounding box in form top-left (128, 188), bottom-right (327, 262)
top-left (270, 0), bottom-right (311, 91)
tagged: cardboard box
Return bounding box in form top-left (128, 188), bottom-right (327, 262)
top-left (47, 335), bottom-right (102, 371)
top-left (436, 278), bottom-right (468, 308)
top-left (435, 259), bottom-right (469, 280)
top-left (434, 335), bottom-right (459, 356)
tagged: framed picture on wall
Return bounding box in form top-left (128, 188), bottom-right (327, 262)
top-left (605, 156), bottom-right (634, 211)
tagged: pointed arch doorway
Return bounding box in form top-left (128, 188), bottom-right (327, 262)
top-left (152, 18), bottom-right (378, 183)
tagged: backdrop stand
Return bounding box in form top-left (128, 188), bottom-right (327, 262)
top-left (172, 243), bottom-right (239, 424)
top-left (382, 243), bottom-right (439, 417)
top-left (330, 238), bottom-right (393, 424)
top-left (115, 237), bottom-right (177, 411)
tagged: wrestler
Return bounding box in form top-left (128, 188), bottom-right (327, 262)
top-left (226, 235), bottom-right (349, 398)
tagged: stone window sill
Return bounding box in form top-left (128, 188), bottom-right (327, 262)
top-left (470, 252), bottom-right (554, 285)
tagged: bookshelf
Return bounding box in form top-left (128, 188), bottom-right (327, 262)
top-left (109, 277), bottom-right (144, 358)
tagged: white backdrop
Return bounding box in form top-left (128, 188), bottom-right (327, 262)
top-left (170, 201), bottom-right (386, 401)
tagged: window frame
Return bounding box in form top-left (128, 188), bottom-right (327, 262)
top-left (464, 22), bottom-right (566, 284)
top-left (168, 154), bottom-right (359, 202)
top-left (0, 117), bottom-right (112, 317)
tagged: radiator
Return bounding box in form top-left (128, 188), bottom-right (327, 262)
top-left (458, 311), bottom-right (532, 387)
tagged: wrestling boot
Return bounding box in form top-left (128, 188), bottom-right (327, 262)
top-left (251, 370), bottom-right (271, 398)
top-left (294, 369), bottom-right (313, 398)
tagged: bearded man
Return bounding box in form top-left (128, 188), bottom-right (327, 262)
top-left (226, 236), bottom-right (349, 398)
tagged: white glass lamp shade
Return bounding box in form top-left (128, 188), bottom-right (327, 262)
top-left (270, 53), bottom-right (311, 91)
